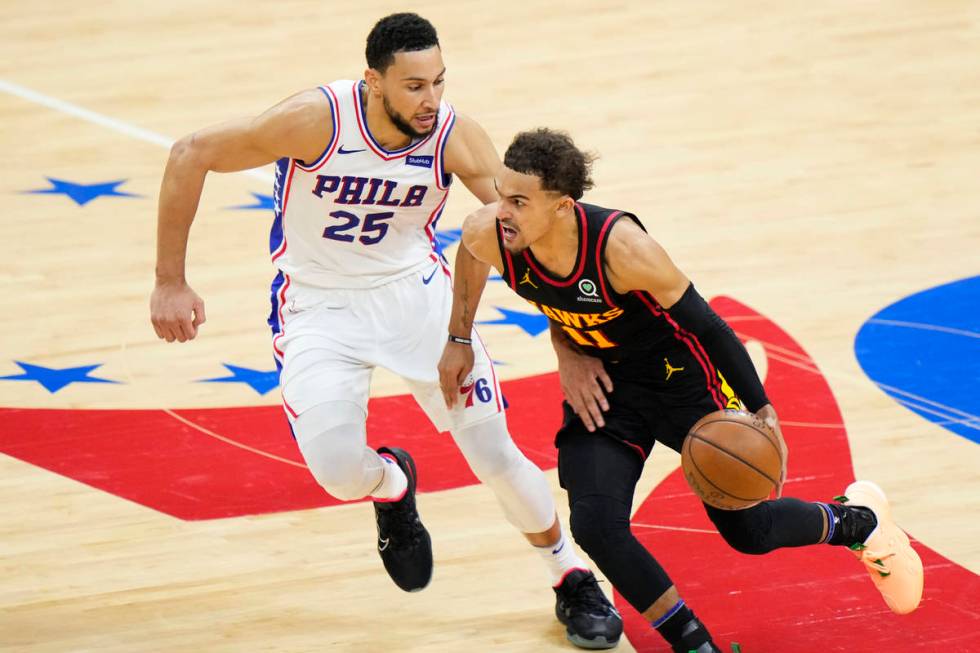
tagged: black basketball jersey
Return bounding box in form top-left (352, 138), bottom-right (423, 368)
top-left (496, 202), bottom-right (693, 362)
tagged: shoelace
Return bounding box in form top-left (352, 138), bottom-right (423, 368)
top-left (850, 542), bottom-right (895, 577)
top-left (379, 505), bottom-right (425, 546)
top-left (566, 576), bottom-right (611, 614)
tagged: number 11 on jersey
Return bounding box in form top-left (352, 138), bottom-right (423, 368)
top-left (561, 325), bottom-right (617, 349)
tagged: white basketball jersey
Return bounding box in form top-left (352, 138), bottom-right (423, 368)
top-left (269, 80), bottom-right (456, 288)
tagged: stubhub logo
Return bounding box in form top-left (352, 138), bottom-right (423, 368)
top-left (406, 155), bottom-right (434, 168)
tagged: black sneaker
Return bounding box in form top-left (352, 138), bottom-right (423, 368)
top-left (372, 447), bottom-right (433, 592)
top-left (554, 569), bottom-right (623, 650)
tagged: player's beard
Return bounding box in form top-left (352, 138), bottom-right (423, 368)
top-left (383, 94), bottom-right (438, 139)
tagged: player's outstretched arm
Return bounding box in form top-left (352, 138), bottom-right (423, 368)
top-left (603, 218), bottom-right (788, 489)
top-left (441, 113), bottom-right (501, 204)
top-left (151, 89), bottom-right (332, 343)
top-left (438, 205), bottom-right (502, 407)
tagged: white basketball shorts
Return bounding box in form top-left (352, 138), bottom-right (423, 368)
top-left (270, 260), bottom-right (504, 432)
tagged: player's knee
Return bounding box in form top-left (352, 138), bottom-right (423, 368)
top-left (569, 495), bottom-right (632, 560)
top-left (294, 401), bottom-right (372, 501)
top-left (300, 433), bottom-right (371, 500)
top-left (451, 415), bottom-right (523, 482)
top-left (706, 503), bottom-right (774, 555)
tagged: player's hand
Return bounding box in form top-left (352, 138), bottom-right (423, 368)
top-left (438, 340), bottom-right (475, 409)
top-left (150, 280), bottom-right (206, 343)
top-left (756, 404), bottom-right (788, 498)
top-left (556, 346), bottom-right (613, 433)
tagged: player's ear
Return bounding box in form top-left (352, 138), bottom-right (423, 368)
top-left (557, 195), bottom-right (575, 213)
top-left (364, 68), bottom-right (382, 94)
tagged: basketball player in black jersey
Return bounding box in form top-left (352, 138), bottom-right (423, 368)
top-left (438, 129), bottom-right (923, 652)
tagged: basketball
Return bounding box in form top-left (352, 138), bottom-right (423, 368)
top-left (681, 409), bottom-right (783, 510)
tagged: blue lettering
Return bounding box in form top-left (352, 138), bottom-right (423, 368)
top-left (361, 178), bottom-right (383, 205)
top-left (376, 180), bottom-right (402, 207)
top-left (336, 176), bottom-right (368, 204)
top-left (400, 185), bottom-right (427, 207)
top-left (312, 175), bottom-right (340, 198)
top-left (313, 176), bottom-right (429, 208)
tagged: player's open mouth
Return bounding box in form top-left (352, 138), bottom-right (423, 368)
top-left (415, 114), bottom-right (436, 128)
top-left (500, 224), bottom-right (518, 241)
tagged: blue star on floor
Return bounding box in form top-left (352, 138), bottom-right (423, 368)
top-left (477, 307), bottom-right (549, 337)
top-left (0, 361), bottom-right (122, 393)
top-left (227, 192), bottom-right (275, 211)
top-left (433, 228), bottom-right (462, 256)
top-left (199, 364), bottom-right (279, 395)
top-left (23, 177), bottom-right (141, 206)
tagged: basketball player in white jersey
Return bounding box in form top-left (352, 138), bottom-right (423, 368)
top-left (150, 13), bottom-right (621, 649)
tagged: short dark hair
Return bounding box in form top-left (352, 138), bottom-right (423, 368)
top-left (503, 129), bottom-right (596, 200)
top-left (365, 13), bottom-right (440, 72)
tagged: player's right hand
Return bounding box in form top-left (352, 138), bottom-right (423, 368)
top-left (438, 340), bottom-right (475, 409)
top-left (150, 280), bottom-right (207, 343)
top-left (556, 346), bottom-right (613, 433)
top-left (756, 403), bottom-right (788, 498)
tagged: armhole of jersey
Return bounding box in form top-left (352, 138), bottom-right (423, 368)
top-left (595, 210), bottom-right (635, 308)
top-left (495, 221), bottom-right (518, 289)
top-left (294, 85), bottom-right (340, 171)
top-left (434, 105), bottom-right (456, 190)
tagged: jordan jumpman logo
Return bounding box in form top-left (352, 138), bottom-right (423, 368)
top-left (664, 357), bottom-right (685, 381)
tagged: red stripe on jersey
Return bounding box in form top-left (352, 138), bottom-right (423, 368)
top-left (434, 108), bottom-right (456, 190)
top-left (595, 211), bottom-right (623, 307)
top-left (521, 204), bottom-right (589, 287)
top-left (622, 439), bottom-right (648, 460)
top-left (633, 291), bottom-right (727, 410)
top-left (282, 396), bottom-right (299, 420)
top-left (271, 274), bottom-right (292, 361)
top-left (500, 233), bottom-right (518, 290)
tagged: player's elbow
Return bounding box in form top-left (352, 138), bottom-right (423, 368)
top-left (168, 133), bottom-right (210, 173)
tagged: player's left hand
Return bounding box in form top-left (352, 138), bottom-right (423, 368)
top-left (756, 404), bottom-right (788, 497)
top-left (555, 345), bottom-right (613, 433)
top-left (438, 340), bottom-right (475, 409)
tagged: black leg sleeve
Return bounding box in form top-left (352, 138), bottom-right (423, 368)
top-left (705, 498), bottom-right (826, 555)
top-left (559, 430), bottom-right (675, 613)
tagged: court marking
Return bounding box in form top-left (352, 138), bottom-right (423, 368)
top-left (119, 342), bottom-right (307, 469)
top-left (866, 318), bottom-right (980, 340)
top-left (0, 78), bottom-right (272, 182)
top-left (737, 328), bottom-right (980, 427)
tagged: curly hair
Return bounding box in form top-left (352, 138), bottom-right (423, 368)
top-left (503, 129), bottom-right (596, 200)
top-left (365, 13), bottom-right (440, 72)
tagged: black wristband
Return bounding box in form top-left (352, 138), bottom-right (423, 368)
top-left (448, 334), bottom-right (472, 345)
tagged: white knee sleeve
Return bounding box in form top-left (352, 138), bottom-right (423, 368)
top-left (294, 401), bottom-right (385, 501)
top-left (451, 414), bottom-right (556, 534)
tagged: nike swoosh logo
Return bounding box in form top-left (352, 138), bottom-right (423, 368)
top-left (421, 267), bottom-right (438, 285)
top-left (552, 541), bottom-right (565, 555)
top-left (378, 537), bottom-right (390, 552)
top-left (338, 146), bottom-right (366, 154)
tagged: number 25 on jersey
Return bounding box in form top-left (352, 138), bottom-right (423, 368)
top-left (322, 210), bottom-right (394, 245)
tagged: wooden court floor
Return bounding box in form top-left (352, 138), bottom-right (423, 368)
top-left (2, 2), bottom-right (978, 651)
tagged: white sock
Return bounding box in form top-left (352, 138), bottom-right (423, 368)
top-left (536, 524), bottom-right (590, 586)
top-left (369, 453), bottom-right (408, 501)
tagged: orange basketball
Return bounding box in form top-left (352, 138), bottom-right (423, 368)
top-left (681, 409), bottom-right (783, 510)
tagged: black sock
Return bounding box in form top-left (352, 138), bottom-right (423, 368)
top-left (653, 600), bottom-right (713, 651)
top-left (824, 503), bottom-right (877, 546)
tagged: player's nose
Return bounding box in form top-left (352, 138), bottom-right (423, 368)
top-left (421, 86), bottom-right (438, 110)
